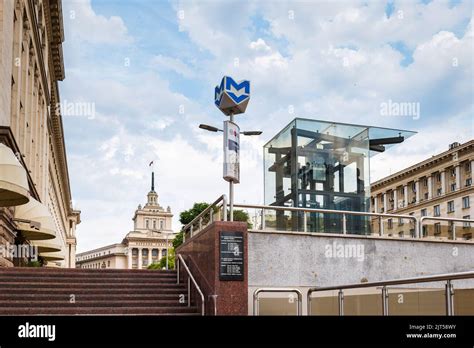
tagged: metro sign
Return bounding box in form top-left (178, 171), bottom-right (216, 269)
top-left (214, 76), bottom-right (250, 116)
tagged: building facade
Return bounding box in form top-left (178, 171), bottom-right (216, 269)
top-left (370, 141), bottom-right (474, 239)
top-left (76, 174), bottom-right (175, 269)
top-left (0, 0), bottom-right (80, 267)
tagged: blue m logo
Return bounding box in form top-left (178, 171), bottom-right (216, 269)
top-left (215, 76), bottom-right (250, 107)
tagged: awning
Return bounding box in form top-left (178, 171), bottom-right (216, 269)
top-left (14, 198), bottom-right (56, 240)
top-left (0, 143), bottom-right (29, 207)
top-left (30, 238), bottom-right (62, 253)
top-left (40, 249), bottom-right (65, 261)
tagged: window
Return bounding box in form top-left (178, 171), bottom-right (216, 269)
top-left (466, 178), bottom-right (472, 187)
top-left (466, 162), bottom-right (471, 172)
top-left (451, 168), bottom-right (456, 176)
top-left (388, 219), bottom-right (393, 229)
top-left (450, 183), bottom-right (456, 192)
top-left (145, 219), bottom-right (149, 229)
top-left (422, 225), bottom-right (428, 237)
top-left (421, 209), bottom-right (427, 217)
top-left (424, 192), bottom-right (428, 200)
top-left (447, 201), bottom-right (454, 213)
top-left (437, 188), bottom-right (442, 196)
top-left (160, 220), bottom-right (164, 229)
top-left (434, 205), bottom-right (440, 217)
top-left (462, 196), bottom-right (470, 209)
top-left (463, 215), bottom-right (471, 229)
top-left (412, 182), bottom-right (416, 192)
top-left (107, 261), bottom-right (110, 267)
top-left (434, 223), bottom-right (441, 235)
top-left (423, 178), bottom-right (428, 187)
top-left (436, 173), bottom-right (441, 182)
top-left (153, 220), bottom-right (156, 229)
top-left (398, 218), bottom-right (404, 226)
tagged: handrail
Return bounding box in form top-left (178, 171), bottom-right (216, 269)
top-left (419, 216), bottom-right (474, 240)
top-left (253, 288), bottom-right (303, 316)
top-left (182, 195), bottom-right (227, 241)
top-left (177, 254), bottom-right (205, 316)
top-left (233, 203), bottom-right (418, 237)
top-left (307, 270), bottom-right (474, 316)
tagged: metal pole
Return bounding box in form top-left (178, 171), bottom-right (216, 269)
top-left (166, 233), bottom-right (169, 270)
top-left (176, 257), bottom-right (180, 284)
top-left (445, 280), bottom-right (454, 316)
top-left (452, 223), bottom-right (456, 240)
top-left (303, 212), bottom-right (307, 233)
top-left (188, 277), bottom-right (191, 307)
top-left (379, 216), bottom-right (384, 236)
top-left (307, 293), bottom-right (312, 316)
top-left (261, 208), bottom-right (265, 230)
top-left (342, 214), bottom-right (347, 234)
top-left (229, 181), bottom-right (234, 221)
top-left (338, 289), bottom-right (344, 316)
top-left (382, 286), bottom-right (389, 316)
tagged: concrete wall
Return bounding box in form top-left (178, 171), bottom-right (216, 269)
top-left (248, 231), bottom-right (474, 315)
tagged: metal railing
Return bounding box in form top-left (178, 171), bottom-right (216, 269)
top-left (253, 288), bottom-right (303, 316)
top-left (233, 203), bottom-right (419, 237)
top-left (307, 271), bottom-right (474, 316)
top-left (420, 216), bottom-right (474, 240)
top-left (181, 195), bottom-right (473, 241)
top-left (176, 254), bottom-right (205, 316)
top-left (182, 195), bottom-right (227, 242)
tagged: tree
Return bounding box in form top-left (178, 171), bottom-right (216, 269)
top-left (148, 248), bottom-right (175, 270)
top-left (179, 202), bottom-right (209, 225)
top-left (172, 231), bottom-right (184, 249)
top-left (233, 209), bottom-right (252, 228)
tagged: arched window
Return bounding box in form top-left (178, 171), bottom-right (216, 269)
top-left (145, 219), bottom-right (149, 229)
top-left (153, 220), bottom-right (156, 229)
top-left (160, 220), bottom-right (164, 229)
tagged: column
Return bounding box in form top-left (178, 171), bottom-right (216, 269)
top-left (415, 180), bottom-right (420, 203)
top-left (393, 189), bottom-right (398, 211)
top-left (440, 171), bottom-right (446, 195)
top-left (70, 244), bottom-right (76, 268)
top-left (403, 185), bottom-right (408, 207)
top-left (374, 195), bottom-right (378, 213)
top-left (383, 193), bottom-right (387, 212)
top-left (427, 175), bottom-right (433, 199)
top-left (138, 248), bottom-right (142, 269)
top-left (148, 248), bottom-right (152, 266)
top-left (127, 248), bottom-right (132, 269)
top-left (158, 248), bottom-right (162, 260)
top-left (455, 165), bottom-right (460, 190)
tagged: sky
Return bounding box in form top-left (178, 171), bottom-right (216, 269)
top-left (58, 0), bottom-right (473, 252)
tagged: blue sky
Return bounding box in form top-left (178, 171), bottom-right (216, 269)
top-left (59, 0), bottom-right (473, 252)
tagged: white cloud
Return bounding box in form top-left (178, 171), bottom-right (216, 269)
top-left (63, 0), bottom-right (132, 45)
top-left (150, 55), bottom-right (195, 78)
top-left (250, 38), bottom-right (271, 52)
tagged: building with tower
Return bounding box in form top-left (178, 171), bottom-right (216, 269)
top-left (76, 171), bottom-right (175, 269)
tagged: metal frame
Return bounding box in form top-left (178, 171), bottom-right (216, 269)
top-left (253, 288), bottom-right (303, 316)
top-left (233, 203), bottom-right (418, 237)
top-left (307, 271), bottom-right (474, 316)
top-left (182, 195), bottom-right (227, 241)
top-left (420, 216), bottom-right (474, 240)
top-left (176, 254), bottom-right (205, 316)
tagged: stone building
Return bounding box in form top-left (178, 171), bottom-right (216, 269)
top-left (0, 0), bottom-right (80, 267)
top-left (76, 173), bottom-right (175, 269)
top-left (370, 140), bottom-right (473, 239)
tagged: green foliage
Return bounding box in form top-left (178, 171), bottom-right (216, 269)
top-left (172, 231), bottom-right (184, 249)
top-left (26, 260), bottom-right (42, 267)
top-left (179, 202), bottom-right (209, 225)
top-left (147, 248), bottom-right (175, 270)
top-left (233, 209), bottom-right (252, 228)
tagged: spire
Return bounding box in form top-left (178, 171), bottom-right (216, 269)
top-left (151, 171), bottom-right (155, 191)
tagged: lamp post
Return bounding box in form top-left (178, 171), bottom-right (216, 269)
top-left (199, 76), bottom-right (262, 221)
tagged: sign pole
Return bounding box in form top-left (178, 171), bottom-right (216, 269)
top-left (229, 112), bottom-right (234, 221)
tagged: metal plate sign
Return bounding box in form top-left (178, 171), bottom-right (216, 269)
top-left (219, 231), bottom-right (244, 281)
top-left (223, 121), bottom-right (240, 183)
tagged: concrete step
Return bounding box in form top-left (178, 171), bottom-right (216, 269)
top-left (0, 267), bottom-right (176, 274)
top-left (0, 276), bottom-right (179, 284)
top-left (0, 293), bottom-right (188, 300)
top-left (0, 306), bottom-right (201, 315)
top-left (0, 282), bottom-right (185, 289)
top-left (0, 299), bottom-right (188, 307)
top-left (5, 287), bottom-right (187, 295)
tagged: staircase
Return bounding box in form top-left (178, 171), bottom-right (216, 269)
top-left (0, 267), bottom-right (200, 315)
